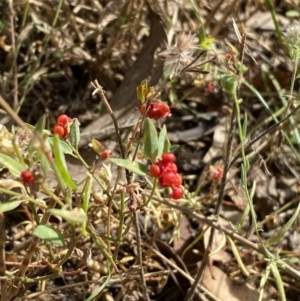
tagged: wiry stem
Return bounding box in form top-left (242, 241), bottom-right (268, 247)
top-left (132, 211), bottom-right (150, 301)
top-left (92, 81), bottom-right (150, 299)
top-left (0, 211), bottom-right (7, 301)
top-left (184, 104), bottom-right (236, 301)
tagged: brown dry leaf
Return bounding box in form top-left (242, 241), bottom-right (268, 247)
top-left (203, 265), bottom-right (267, 301)
top-left (82, 5), bottom-right (166, 134)
top-left (204, 217), bottom-right (231, 262)
top-left (203, 117), bottom-right (227, 164)
top-left (173, 215), bottom-right (192, 252)
top-left (0, 124), bottom-right (17, 158)
top-left (0, 179), bottom-right (26, 192)
top-left (245, 11), bottom-right (289, 30)
top-left (227, 185), bottom-right (247, 211)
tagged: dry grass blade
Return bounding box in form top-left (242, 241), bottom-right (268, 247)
top-left (0, 210), bottom-right (7, 301)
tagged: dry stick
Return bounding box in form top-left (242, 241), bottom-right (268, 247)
top-left (8, 197), bottom-right (59, 300)
top-left (8, 0), bottom-right (18, 110)
top-left (0, 211), bottom-right (7, 301)
top-left (92, 81), bottom-right (150, 301)
top-left (149, 195), bottom-right (300, 280)
top-left (204, 0), bottom-right (224, 27)
top-left (210, 0), bottom-right (241, 38)
top-left (229, 103), bottom-right (300, 169)
top-left (186, 22), bottom-right (247, 301)
top-left (0, 94), bottom-right (32, 136)
top-left (184, 104), bottom-right (237, 301)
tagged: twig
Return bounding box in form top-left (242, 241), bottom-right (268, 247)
top-left (8, 188), bottom-right (60, 300)
top-left (0, 94), bottom-right (32, 135)
top-left (229, 103), bottom-right (300, 168)
top-left (8, 0), bottom-right (18, 110)
top-left (184, 104), bottom-right (236, 301)
top-left (132, 211), bottom-right (150, 301)
top-left (92, 81), bottom-right (150, 300)
top-left (0, 211), bottom-right (7, 301)
top-left (185, 23), bottom-right (248, 300)
top-left (92, 81), bottom-right (125, 160)
top-left (146, 193), bottom-right (300, 280)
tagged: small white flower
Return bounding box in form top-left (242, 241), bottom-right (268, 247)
top-left (159, 32), bottom-right (199, 78)
top-left (284, 21), bottom-right (300, 53)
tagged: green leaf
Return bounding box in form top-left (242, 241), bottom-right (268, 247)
top-left (48, 208), bottom-right (87, 224)
top-left (82, 175), bottom-right (93, 213)
top-left (265, 202), bottom-right (300, 246)
top-left (69, 119), bottom-right (81, 149)
top-left (52, 135), bottom-right (77, 190)
top-left (168, 88), bottom-right (178, 103)
top-left (286, 10), bottom-right (300, 18)
top-left (33, 225), bottom-right (65, 247)
top-left (157, 125), bottom-right (167, 159)
top-left (109, 158), bottom-right (147, 176)
top-left (0, 200), bottom-right (21, 212)
top-left (35, 115), bottom-right (46, 134)
top-left (47, 137), bottom-right (73, 155)
top-left (0, 153), bottom-right (24, 177)
top-left (144, 118), bottom-right (158, 161)
top-left (136, 79), bottom-right (148, 102)
top-left (169, 144), bottom-right (179, 152)
top-left (38, 150), bottom-right (51, 178)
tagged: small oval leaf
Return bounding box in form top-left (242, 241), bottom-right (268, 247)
top-left (69, 119), bottom-right (81, 149)
top-left (52, 135), bottom-right (77, 190)
top-left (47, 137), bottom-right (73, 155)
top-left (48, 208), bottom-right (87, 224)
top-left (144, 118), bottom-right (158, 161)
top-left (109, 158), bottom-right (147, 176)
top-left (0, 200), bottom-right (21, 212)
top-left (0, 153), bottom-right (24, 177)
top-left (157, 125), bottom-right (167, 159)
top-left (33, 225), bottom-right (65, 246)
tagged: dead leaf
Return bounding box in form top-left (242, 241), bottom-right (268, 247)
top-left (204, 217), bottom-right (231, 262)
top-left (0, 36), bottom-right (11, 52)
top-left (203, 265), bottom-right (268, 301)
top-left (82, 4), bottom-right (166, 134)
top-left (0, 124), bottom-right (17, 158)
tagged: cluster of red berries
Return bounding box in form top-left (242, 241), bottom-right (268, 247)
top-left (21, 170), bottom-right (35, 184)
top-left (149, 152), bottom-right (183, 200)
top-left (53, 114), bottom-right (73, 139)
top-left (138, 101), bottom-right (171, 120)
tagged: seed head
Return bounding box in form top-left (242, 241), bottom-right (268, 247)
top-left (159, 32), bottom-right (199, 78)
top-left (283, 21), bottom-right (300, 57)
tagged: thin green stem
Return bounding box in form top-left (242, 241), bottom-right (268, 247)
top-left (265, 0), bottom-right (283, 44)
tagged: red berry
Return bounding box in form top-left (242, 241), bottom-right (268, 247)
top-left (147, 104), bottom-right (160, 119)
top-left (174, 173), bottom-right (182, 186)
top-left (161, 152), bottom-right (176, 163)
top-left (53, 125), bottom-right (65, 138)
top-left (100, 149), bottom-right (111, 160)
top-left (150, 164), bottom-right (161, 177)
top-left (21, 170), bottom-right (35, 184)
top-left (157, 103), bottom-right (171, 117)
top-left (210, 166), bottom-right (223, 183)
top-left (138, 104), bottom-right (147, 114)
top-left (157, 161), bottom-right (177, 173)
top-left (171, 185), bottom-right (184, 200)
top-left (57, 114), bottom-right (69, 126)
top-left (138, 102), bottom-right (171, 120)
top-left (205, 83), bottom-right (215, 93)
top-left (161, 172), bottom-right (182, 187)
